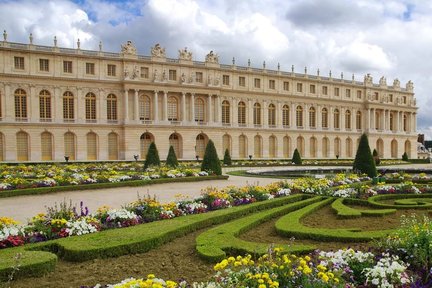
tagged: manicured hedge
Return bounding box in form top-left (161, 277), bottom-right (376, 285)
top-left (368, 193), bottom-right (432, 209)
top-left (331, 198), bottom-right (396, 218)
top-left (196, 195), bottom-right (319, 262)
top-left (0, 175), bottom-right (228, 198)
top-left (275, 198), bottom-right (391, 242)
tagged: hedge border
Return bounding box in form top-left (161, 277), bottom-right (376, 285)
top-left (275, 198), bottom-right (392, 242)
top-left (195, 195), bottom-right (320, 262)
top-left (0, 175), bottom-right (228, 198)
top-left (331, 198), bottom-right (396, 218)
top-left (368, 193), bottom-right (432, 209)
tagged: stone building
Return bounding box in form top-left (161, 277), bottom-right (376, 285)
top-left (0, 33), bottom-right (418, 162)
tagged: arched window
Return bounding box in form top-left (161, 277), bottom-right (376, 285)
top-left (376, 139), bottom-right (384, 158)
top-left (346, 138), bottom-right (353, 158)
top-left (222, 134), bottom-right (231, 155)
top-left (296, 136), bottom-right (304, 156)
top-left (334, 137), bottom-right (341, 158)
top-left (282, 105), bottom-right (290, 127)
top-left (85, 92), bottom-right (96, 121)
top-left (254, 135), bottom-right (262, 158)
top-left (253, 103), bottom-right (261, 125)
top-left (107, 94), bottom-right (117, 121)
top-left (391, 139), bottom-right (398, 158)
top-left (375, 111), bottom-right (380, 130)
top-left (283, 136), bottom-right (291, 158)
top-left (296, 106), bottom-right (303, 127)
top-left (64, 132), bottom-right (76, 160)
top-left (404, 140), bottom-right (411, 157)
top-left (16, 131), bottom-right (29, 161)
top-left (168, 96), bottom-right (178, 121)
top-left (334, 109), bottom-right (340, 129)
top-left (239, 135), bottom-right (247, 158)
top-left (39, 90), bottom-right (51, 121)
top-left (403, 114), bottom-right (408, 132)
top-left (345, 110), bottom-right (351, 129)
top-left (268, 104), bottom-right (276, 126)
top-left (169, 134), bottom-right (182, 159)
top-left (356, 111), bottom-right (362, 130)
top-left (196, 134), bottom-right (207, 159)
top-left (195, 98), bottom-right (205, 122)
top-left (140, 133), bottom-right (153, 159)
top-left (310, 137), bottom-right (317, 158)
top-left (238, 101), bottom-right (246, 125)
top-left (63, 91), bottom-right (74, 121)
top-left (41, 132), bottom-right (53, 161)
top-left (269, 135), bottom-right (277, 158)
top-left (14, 89), bottom-right (27, 120)
top-left (322, 137), bottom-right (329, 158)
top-left (0, 133), bottom-right (4, 161)
top-left (309, 107), bottom-right (316, 128)
top-left (222, 100), bottom-right (230, 124)
top-left (87, 132), bottom-right (98, 160)
top-left (322, 108), bottom-right (328, 128)
top-left (139, 95), bottom-right (151, 120)
top-left (108, 132), bottom-right (119, 160)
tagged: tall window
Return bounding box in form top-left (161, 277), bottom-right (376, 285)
top-left (390, 113), bottom-right (394, 131)
top-left (39, 90), bottom-right (51, 121)
top-left (140, 67), bottom-right (149, 78)
top-left (296, 106), bottom-right (303, 127)
top-left (269, 80), bottom-right (275, 89)
top-left (168, 96), bottom-right (178, 121)
top-left (282, 105), bottom-right (290, 127)
top-left (107, 64), bottom-right (116, 76)
top-left (85, 92), bottom-right (96, 121)
top-left (334, 87), bottom-right (340, 96)
top-left (106, 94), bottom-right (117, 121)
top-left (63, 91), bottom-right (74, 121)
top-left (108, 132), bottom-right (119, 160)
top-left (334, 109), bottom-right (340, 129)
top-left (64, 132), bottom-right (76, 160)
top-left (322, 86), bottom-right (328, 95)
top-left (283, 81), bottom-right (289, 91)
top-left (254, 78), bottom-right (261, 88)
top-left (63, 61), bottom-right (72, 73)
top-left (297, 83), bottom-right (303, 92)
top-left (139, 95), bottom-right (151, 120)
top-left (346, 89), bottom-right (351, 98)
top-left (356, 111), bottom-right (362, 130)
top-left (268, 104), bottom-right (276, 126)
top-left (403, 114), bottom-right (408, 131)
top-left (322, 108), bottom-right (328, 128)
top-left (345, 110), bottom-right (351, 129)
top-left (253, 102), bottom-right (261, 125)
top-left (238, 101), bottom-right (246, 125)
top-left (309, 107), bottom-right (316, 128)
top-left (239, 76), bottom-right (246, 87)
top-left (310, 84), bottom-right (316, 94)
top-left (87, 132), bottom-right (97, 160)
top-left (195, 72), bottom-right (203, 83)
top-left (195, 98), bottom-right (205, 122)
top-left (16, 131), bottom-right (29, 161)
top-left (14, 56), bottom-right (24, 70)
top-left (86, 63), bottom-right (95, 75)
top-left (239, 135), bottom-right (247, 158)
top-left (357, 90), bottom-right (362, 99)
top-left (223, 75), bottom-right (230, 85)
top-left (196, 134), bottom-right (207, 158)
top-left (169, 134), bottom-right (181, 159)
top-left (222, 100), bottom-right (230, 124)
top-left (14, 89), bottom-right (27, 120)
top-left (169, 69), bottom-right (177, 81)
top-left (39, 59), bottom-right (49, 72)
top-left (140, 133), bottom-right (153, 159)
top-left (0, 91), bottom-right (2, 119)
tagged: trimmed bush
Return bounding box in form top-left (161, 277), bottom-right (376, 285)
top-left (201, 139), bottom-right (222, 175)
top-left (402, 152), bottom-right (409, 161)
top-left (144, 142), bottom-right (160, 170)
top-left (353, 133), bottom-right (377, 178)
top-left (368, 193), bottom-right (432, 209)
top-left (291, 148), bottom-right (302, 165)
top-left (331, 198), bottom-right (396, 218)
top-left (223, 148), bottom-right (232, 166)
top-left (373, 149), bottom-right (381, 165)
top-left (166, 145), bottom-right (178, 168)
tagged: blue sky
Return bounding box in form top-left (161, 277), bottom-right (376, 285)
top-left (1, 0), bottom-right (432, 138)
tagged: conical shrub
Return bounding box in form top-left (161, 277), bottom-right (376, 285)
top-left (201, 139), bottom-right (222, 175)
top-left (353, 133), bottom-right (377, 177)
top-left (166, 145), bottom-right (178, 167)
top-left (292, 148), bottom-right (302, 165)
top-left (144, 142), bottom-right (160, 170)
top-left (223, 148), bottom-right (232, 166)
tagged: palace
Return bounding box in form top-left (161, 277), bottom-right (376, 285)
top-left (0, 32), bottom-right (418, 162)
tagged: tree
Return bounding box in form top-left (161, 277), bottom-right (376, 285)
top-left (201, 139), bottom-right (222, 175)
top-left (291, 148), bottom-right (302, 165)
top-left (166, 145), bottom-right (178, 167)
top-left (353, 133), bottom-right (377, 177)
top-left (402, 152), bottom-right (409, 161)
top-left (372, 149), bottom-right (381, 165)
top-left (223, 148), bottom-right (232, 166)
top-left (144, 142), bottom-right (160, 170)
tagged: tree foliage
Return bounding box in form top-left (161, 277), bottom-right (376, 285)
top-left (291, 148), bottom-right (302, 165)
top-left (223, 148), bottom-right (232, 166)
top-left (166, 145), bottom-right (178, 167)
top-left (353, 134), bottom-right (377, 177)
top-left (144, 142), bottom-right (160, 170)
top-left (201, 139), bottom-right (222, 175)
top-left (372, 149), bottom-right (381, 165)
top-left (402, 152), bottom-right (409, 161)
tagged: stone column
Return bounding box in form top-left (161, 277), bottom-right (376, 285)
top-left (305, 103), bottom-right (309, 128)
top-left (181, 92), bottom-right (186, 122)
top-left (77, 88), bottom-right (83, 122)
top-left (341, 108), bottom-right (346, 130)
top-left (232, 97), bottom-right (237, 127)
top-left (190, 93), bottom-right (195, 123)
top-left (3, 84), bottom-right (11, 121)
top-left (317, 105), bottom-right (322, 130)
top-left (215, 94), bottom-right (221, 124)
top-left (153, 91), bottom-right (158, 122)
top-left (207, 94), bottom-right (212, 124)
top-left (123, 89), bottom-right (129, 123)
top-left (163, 91), bottom-right (168, 122)
top-left (329, 106), bottom-right (334, 130)
top-left (54, 86), bottom-right (61, 122)
top-left (99, 89), bottom-right (105, 123)
top-left (248, 98), bottom-right (253, 126)
top-left (291, 102), bottom-right (296, 128)
top-left (29, 85), bottom-right (36, 121)
top-left (134, 89), bottom-right (139, 121)
top-left (263, 100), bottom-right (268, 127)
top-left (413, 112), bottom-right (417, 132)
top-left (277, 101), bottom-right (282, 128)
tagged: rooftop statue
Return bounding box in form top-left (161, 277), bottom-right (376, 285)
top-left (205, 50), bottom-right (219, 64)
top-left (151, 43), bottom-right (166, 58)
top-left (178, 47), bottom-right (192, 61)
top-left (121, 40), bottom-right (137, 55)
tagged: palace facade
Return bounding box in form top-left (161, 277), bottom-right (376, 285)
top-left (0, 33), bottom-right (418, 162)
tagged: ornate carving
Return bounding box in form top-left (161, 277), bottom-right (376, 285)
top-left (406, 80), bottom-right (414, 92)
top-left (180, 73), bottom-right (186, 83)
top-left (205, 50), bottom-right (219, 63)
top-left (124, 65), bottom-right (139, 80)
top-left (379, 76), bottom-right (387, 86)
top-left (121, 41), bottom-right (137, 55)
top-left (364, 73), bottom-right (373, 86)
top-left (151, 43), bottom-right (166, 58)
top-left (393, 78), bottom-right (400, 89)
top-left (162, 70), bottom-right (168, 81)
top-left (178, 47), bottom-right (192, 61)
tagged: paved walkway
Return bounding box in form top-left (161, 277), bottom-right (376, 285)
top-left (2, 163), bottom-right (432, 222)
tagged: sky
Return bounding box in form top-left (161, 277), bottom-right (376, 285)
top-left (0, 0), bottom-right (431, 138)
